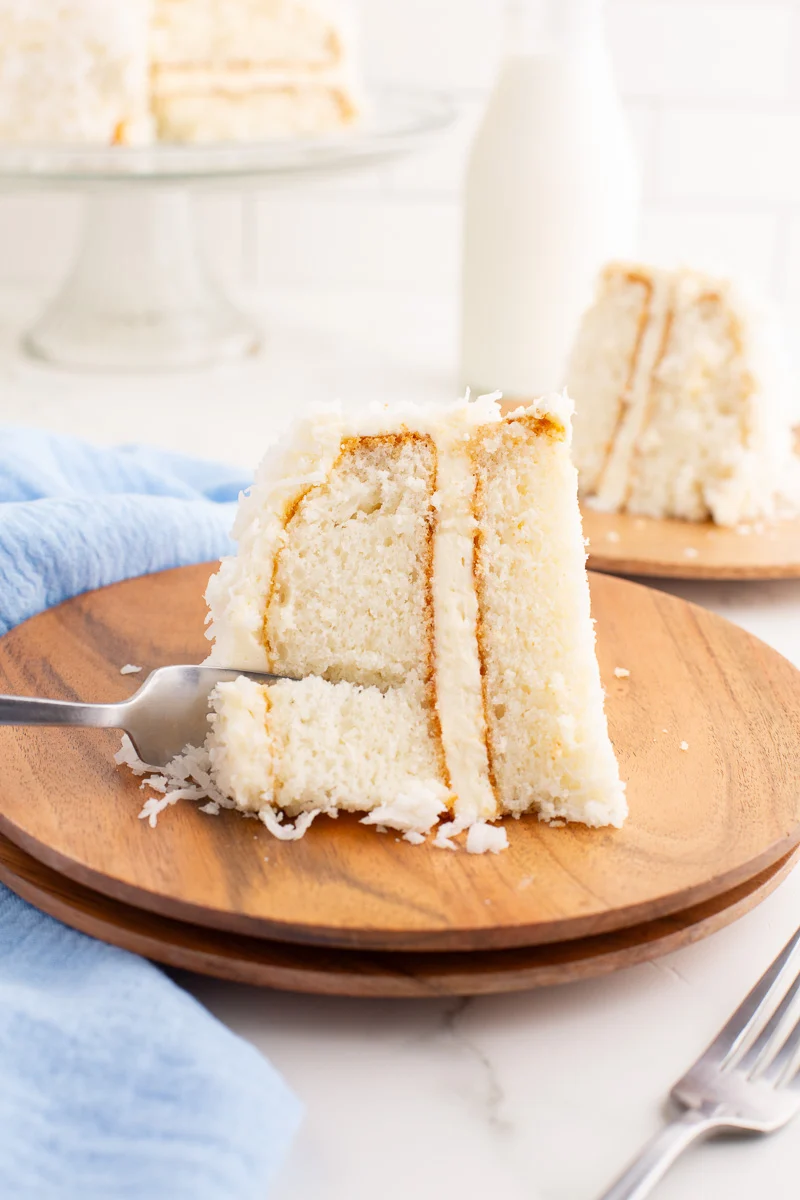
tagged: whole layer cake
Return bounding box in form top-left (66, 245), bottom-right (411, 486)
top-left (0, 0), bottom-right (360, 145)
top-left (567, 263), bottom-right (799, 527)
top-left (175, 393), bottom-right (626, 849)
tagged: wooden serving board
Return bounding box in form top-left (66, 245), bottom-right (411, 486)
top-left (583, 507), bottom-right (800, 581)
top-left (0, 564), bottom-right (799, 953)
top-left (0, 832), bottom-right (794, 998)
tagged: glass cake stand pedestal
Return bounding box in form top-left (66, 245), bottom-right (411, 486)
top-left (0, 90), bottom-right (453, 371)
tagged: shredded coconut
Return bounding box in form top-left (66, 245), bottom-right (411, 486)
top-left (605, 530), bottom-right (621, 543)
top-left (258, 808), bottom-right (320, 841)
top-left (359, 782), bottom-right (448, 836)
top-left (680, 741), bottom-right (689, 751)
top-left (613, 666), bottom-right (630, 679)
top-left (683, 547), bottom-right (699, 559)
top-left (120, 664), bottom-right (142, 675)
top-left (116, 734), bottom-right (234, 828)
top-left (466, 822), bottom-right (509, 855)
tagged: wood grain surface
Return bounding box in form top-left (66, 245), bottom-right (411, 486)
top-left (0, 564), bottom-right (799, 952)
top-left (0, 831), bottom-right (793, 998)
top-left (583, 507), bottom-right (800, 580)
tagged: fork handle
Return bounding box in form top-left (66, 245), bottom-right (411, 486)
top-left (597, 1108), bottom-right (721, 1200)
top-left (0, 694), bottom-right (124, 730)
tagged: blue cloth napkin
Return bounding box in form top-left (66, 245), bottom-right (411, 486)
top-left (0, 428), bottom-right (303, 1199)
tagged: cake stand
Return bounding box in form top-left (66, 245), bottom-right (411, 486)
top-left (0, 89), bottom-right (454, 371)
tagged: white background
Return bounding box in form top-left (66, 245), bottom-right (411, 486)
top-left (4, 0), bottom-right (800, 326)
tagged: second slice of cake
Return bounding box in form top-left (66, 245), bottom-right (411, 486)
top-left (568, 263), bottom-right (799, 526)
top-left (202, 394), bottom-right (626, 846)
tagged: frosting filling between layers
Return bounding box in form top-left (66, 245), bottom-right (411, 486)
top-left (589, 270), bottom-right (673, 514)
top-left (429, 413), bottom-right (496, 824)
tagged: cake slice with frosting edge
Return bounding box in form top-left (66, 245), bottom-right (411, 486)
top-left (199, 393), bottom-right (626, 849)
top-left (568, 263), bottom-right (800, 526)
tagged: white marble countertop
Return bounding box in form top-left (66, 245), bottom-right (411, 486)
top-left (3, 285), bottom-right (800, 1200)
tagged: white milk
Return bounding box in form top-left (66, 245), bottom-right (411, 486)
top-left (459, 0), bottom-right (639, 399)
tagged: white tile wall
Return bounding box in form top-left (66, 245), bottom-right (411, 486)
top-left (3, 0), bottom-right (800, 333)
top-left (607, 2), bottom-right (793, 101)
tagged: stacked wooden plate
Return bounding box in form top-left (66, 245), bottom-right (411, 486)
top-left (583, 508), bottom-right (800, 580)
top-left (0, 563), bottom-right (798, 997)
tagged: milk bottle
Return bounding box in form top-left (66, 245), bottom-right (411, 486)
top-left (460, 0), bottom-right (640, 399)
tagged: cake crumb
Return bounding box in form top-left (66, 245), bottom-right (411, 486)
top-left (613, 666), bottom-right (630, 679)
top-left (466, 822), bottom-right (508, 855)
top-left (605, 530), bottom-right (621, 543)
top-left (683, 547), bottom-right (699, 559)
top-left (680, 741), bottom-right (689, 751)
top-left (120, 664), bottom-right (142, 675)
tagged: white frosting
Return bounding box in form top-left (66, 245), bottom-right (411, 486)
top-left (154, 65), bottom-right (355, 96)
top-left (428, 409), bottom-right (495, 822)
top-left (0, 0), bottom-right (151, 145)
top-left (206, 677), bottom-right (274, 811)
top-left (151, 0), bottom-right (358, 69)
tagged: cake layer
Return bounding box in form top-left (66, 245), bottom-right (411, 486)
top-left (0, 0), bottom-right (151, 145)
top-left (264, 432), bottom-right (436, 688)
top-left (150, 0), bottom-right (359, 141)
top-left (208, 676), bottom-right (448, 834)
top-left (569, 263), bottom-right (800, 527)
top-left (151, 0), bottom-right (350, 71)
top-left (472, 412), bottom-right (625, 826)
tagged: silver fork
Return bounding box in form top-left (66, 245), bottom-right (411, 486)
top-left (598, 925), bottom-right (800, 1198)
top-left (0, 666), bottom-right (285, 766)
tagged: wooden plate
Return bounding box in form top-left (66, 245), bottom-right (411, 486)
top-left (1, 564), bottom-right (799, 951)
top-left (0, 831), bottom-right (794, 997)
top-left (583, 508), bottom-right (800, 580)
